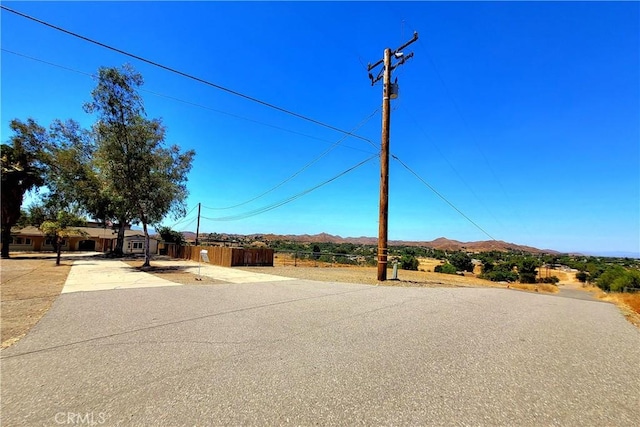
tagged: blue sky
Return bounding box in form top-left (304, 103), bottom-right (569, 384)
top-left (2, 1), bottom-right (639, 256)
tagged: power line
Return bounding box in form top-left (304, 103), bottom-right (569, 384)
top-left (391, 154), bottom-right (498, 242)
top-left (403, 109), bottom-right (506, 232)
top-left (175, 216), bottom-right (197, 232)
top-left (202, 108), bottom-right (379, 211)
top-left (166, 204), bottom-right (198, 229)
top-left (412, 35), bottom-right (534, 240)
top-left (1, 5), bottom-right (375, 145)
top-left (2, 48), bottom-right (378, 155)
top-left (200, 154), bottom-right (378, 221)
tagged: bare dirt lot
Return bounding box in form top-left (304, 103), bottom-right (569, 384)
top-left (123, 260), bottom-right (228, 285)
top-left (0, 255), bottom-right (71, 348)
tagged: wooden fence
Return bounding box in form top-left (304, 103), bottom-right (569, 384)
top-left (166, 244), bottom-right (273, 267)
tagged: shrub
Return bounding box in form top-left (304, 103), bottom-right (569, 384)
top-left (597, 265), bottom-right (627, 291)
top-left (610, 269), bottom-right (640, 292)
top-left (400, 255), bottom-right (419, 271)
top-left (449, 252), bottom-right (474, 272)
top-left (575, 271), bottom-right (589, 283)
top-left (519, 273), bottom-right (538, 284)
top-left (434, 263), bottom-right (457, 275)
top-left (480, 263), bottom-right (518, 282)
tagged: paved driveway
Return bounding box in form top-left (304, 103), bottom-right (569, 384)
top-left (2, 265), bottom-right (639, 426)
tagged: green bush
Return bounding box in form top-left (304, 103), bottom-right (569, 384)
top-left (449, 252), bottom-right (474, 272)
top-left (610, 269), bottom-right (640, 292)
top-left (434, 263), bottom-right (457, 275)
top-left (597, 265), bottom-right (627, 291)
top-left (480, 263), bottom-right (518, 282)
top-left (575, 271), bottom-right (589, 283)
top-left (400, 255), bottom-right (419, 271)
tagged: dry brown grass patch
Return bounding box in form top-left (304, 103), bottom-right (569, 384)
top-left (597, 292), bottom-right (640, 328)
top-left (1, 255), bottom-right (70, 348)
top-left (509, 283), bottom-right (559, 294)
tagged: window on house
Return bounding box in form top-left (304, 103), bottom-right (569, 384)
top-left (15, 237), bottom-right (23, 244)
top-left (132, 242), bottom-right (144, 249)
top-left (25, 238), bottom-right (31, 245)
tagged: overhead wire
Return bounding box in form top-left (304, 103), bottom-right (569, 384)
top-left (391, 154), bottom-right (498, 242)
top-left (201, 108), bottom-right (379, 211)
top-left (175, 216), bottom-right (197, 232)
top-left (165, 204), bottom-right (198, 229)
top-left (402, 109), bottom-right (506, 231)
top-left (2, 48), bottom-right (377, 155)
top-left (412, 33), bottom-right (534, 239)
top-left (1, 5), bottom-right (375, 146)
top-left (200, 154), bottom-right (378, 221)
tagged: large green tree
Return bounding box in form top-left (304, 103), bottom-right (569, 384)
top-left (86, 65), bottom-right (195, 266)
top-left (84, 64), bottom-right (145, 255)
top-left (449, 251), bottom-right (474, 273)
top-left (1, 119), bottom-right (48, 258)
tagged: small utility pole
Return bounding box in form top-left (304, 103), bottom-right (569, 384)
top-left (195, 202), bottom-right (201, 246)
top-left (368, 32), bottom-right (418, 281)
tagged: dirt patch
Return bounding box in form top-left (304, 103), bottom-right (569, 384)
top-left (239, 264), bottom-right (514, 289)
top-left (510, 283), bottom-right (560, 294)
top-left (1, 254), bottom-right (71, 348)
top-left (122, 260), bottom-right (227, 285)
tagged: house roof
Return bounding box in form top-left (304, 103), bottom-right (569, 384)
top-left (11, 226), bottom-right (159, 240)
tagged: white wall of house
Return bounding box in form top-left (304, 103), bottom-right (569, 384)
top-left (124, 236), bottom-right (159, 255)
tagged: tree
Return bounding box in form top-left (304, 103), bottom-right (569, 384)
top-left (610, 269), bottom-right (640, 292)
top-left (597, 265), bottom-right (627, 292)
top-left (435, 263), bottom-right (457, 275)
top-left (39, 211), bottom-right (86, 266)
top-left (575, 271), bottom-right (589, 283)
top-left (87, 65), bottom-right (195, 266)
top-left (84, 64), bottom-right (145, 255)
top-left (518, 257), bottom-right (540, 284)
top-left (157, 226), bottom-right (186, 246)
top-left (1, 119), bottom-right (48, 258)
top-left (399, 254), bottom-right (419, 271)
top-left (449, 251), bottom-right (474, 272)
top-left (479, 262), bottom-right (518, 282)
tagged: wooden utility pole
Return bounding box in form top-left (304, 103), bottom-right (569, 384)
top-left (195, 202), bottom-right (201, 246)
top-left (378, 48), bottom-right (392, 281)
top-left (368, 32), bottom-right (418, 281)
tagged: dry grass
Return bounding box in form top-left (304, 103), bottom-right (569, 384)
top-left (417, 257), bottom-right (444, 272)
top-left (510, 283), bottom-right (560, 294)
top-left (597, 292), bottom-right (640, 328)
top-left (613, 293), bottom-right (640, 313)
top-left (268, 253), bottom-right (560, 293)
top-left (1, 254), bottom-right (70, 348)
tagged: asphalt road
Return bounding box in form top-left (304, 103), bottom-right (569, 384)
top-left (2, 280), bottom-right (639, 426)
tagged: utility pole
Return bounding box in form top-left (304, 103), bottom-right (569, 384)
top-left (195, 202), bottom-right (201, 246)
top-left (368, 32), bottom-right (418, 281)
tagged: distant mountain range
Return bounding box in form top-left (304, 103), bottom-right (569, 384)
top-left (179, 231), bottom-right (559, 254)
top-left (262, 233), bottom-right (559, 254)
